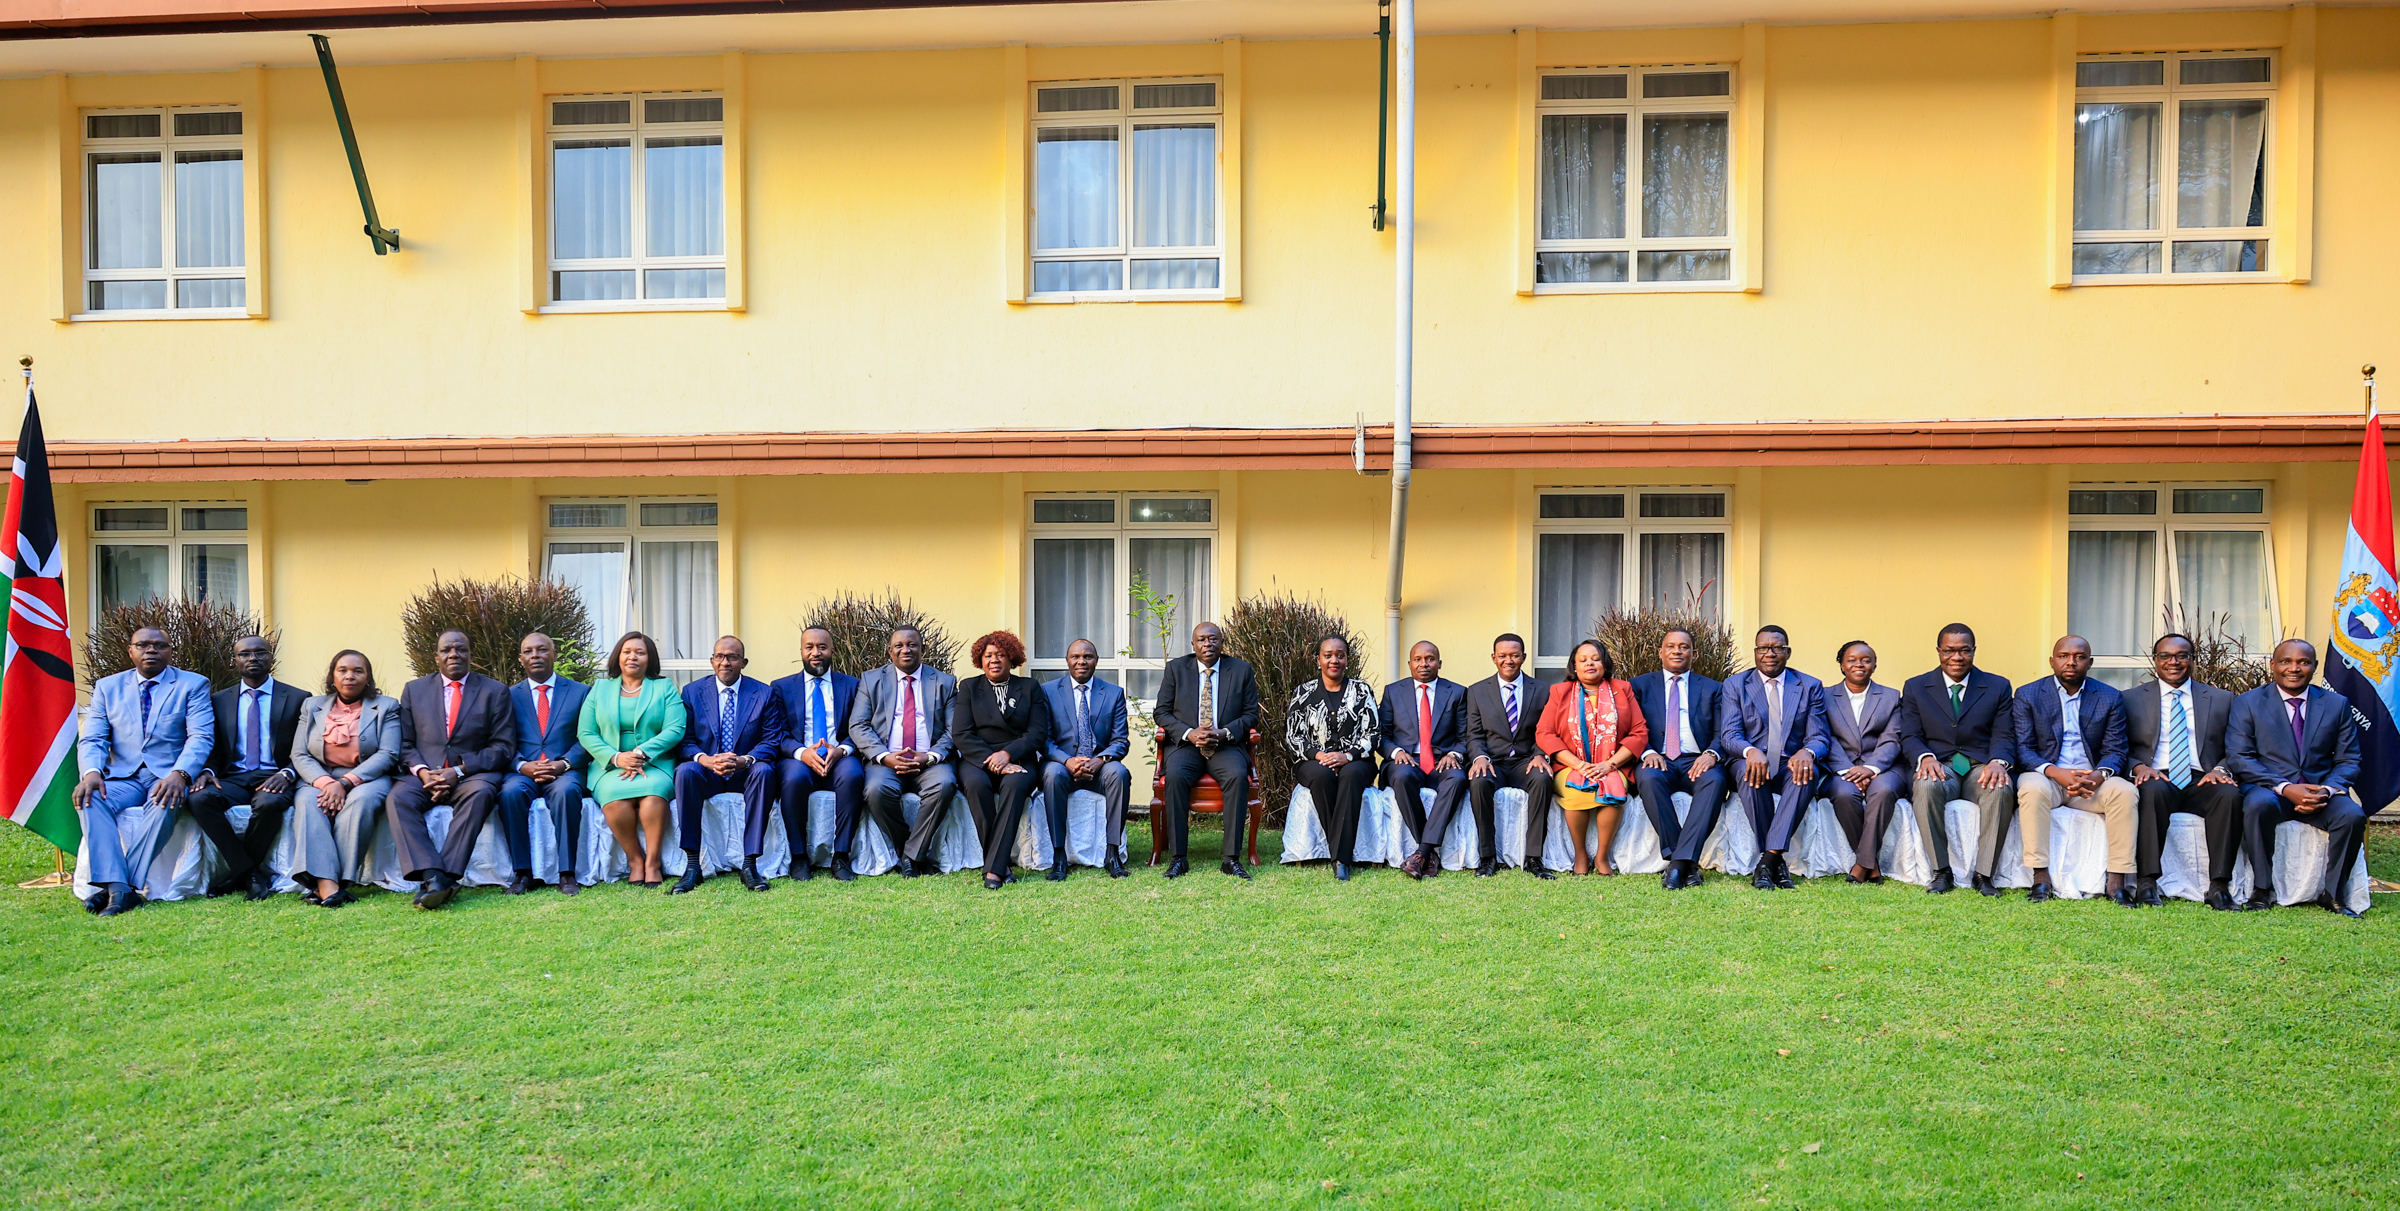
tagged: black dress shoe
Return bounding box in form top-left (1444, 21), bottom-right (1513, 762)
top-left (833, 854), bottom-right (857, 882)
top-left (2238, 894), bottom-right (2275, 912)
top-left (1770, 853), bottom-right (1797, 891)
top-left (99, 887), bottom-right (145, 916)
top-left (2026, 881), bottom-right (2056, 904)
top-left (1046, 856), bottom-right (1070, 882)
top-left (504, 872), bottom-right (531, 896)
top-left (320, 887), bottom-right (356, 909)
top-left (246, 869), bottom-right (277, 901)
top-left (1751, 863), bottom-right (1776, 891)
top-left (1844, 871), bottom-right (1864, 884)
top-left (1523, 858), bottom-right (1558, 881)
top-left (1333, 861), bottom-right (1352, 881)
top-left (203, 878), bottom-right (237, 899)
top-left (558, 876), bottom-right (581, 897)
top-left (1972, 872), bottom-right (2001, 897)
top-left (2135, 877), bottom-right (2165, 908)
top-left (83, 890), bottom-right (109, 914)
top-left (668, 857), bottom-right (704, 894)
top-left (1400, 851), bottom-right (1428, 880)
top-left (1221, 858), bottom-right (1252, 881)
top-left (1926, 868), bottom-right (1957, 895)
top-left (2110, 884), bottom-right (2140, 908)
top-left (1164, 857), bottom-right (1190, 879)
top-left (2317, 891), bottom-right (2364, 919)
top-left (1105, 848), bottom-right (1130, 879)
top-left (2204, 885), bottom-right (2236, 911)
top-left (414, 873), bottom-right (456, 910)
top-left (790, 858), bottom-right (813, 884)
top-left (1475, 857), bottom-right (1499, 878)
top-left (894, 856), bottom-right (920, 878)
top-left (1663, 865), bottom-right (1686, 890)
top-left (737, 859), bottom-right (769, 892)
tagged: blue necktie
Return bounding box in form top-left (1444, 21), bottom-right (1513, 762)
top-left (2164, 690), bottom-right (2192, 789)
top-left (814, 679), bottom-right (831, 746)
top-left (721, 686), bottom-right (737, 753)
top-left (139, 679), bottom-right (155, 734)
top-left (245, 687), bottom-right (265, 770)
top-left (1076, 683), bottom-right (1093, 757)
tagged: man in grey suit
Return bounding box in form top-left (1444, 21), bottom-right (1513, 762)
top-left (73, 627), bottom-right (215, 916)
top-left (1822, 640), bottom-right (1906, 883)
top-left (1038, 639), bottom-right (1133, 880)
top-left (2122, 633), bottom-right (2242, 909)
top-left (845, 626), bottom-right (959, 876)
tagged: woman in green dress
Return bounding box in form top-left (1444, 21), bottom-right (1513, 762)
top-left (578, 631), bottom-right (687, 887)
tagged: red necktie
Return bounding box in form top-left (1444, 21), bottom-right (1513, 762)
top-left (900, 674), bottom-right (919, 752)
top-left (445, 680), bottom-right (462, 734)
top-left (1417, 683), bottom-right (1436, 774)
top-left (534, 683), bottom-right (551, 759)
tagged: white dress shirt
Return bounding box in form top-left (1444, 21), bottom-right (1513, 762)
top-left (1843, 686), bottom-right (1879, 774)
top-left (2043, 682), bottom-right (2093, 774)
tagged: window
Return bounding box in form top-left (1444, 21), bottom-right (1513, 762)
top-left (1534, 67), bottom-right (1735, 290)
top-left (1027, 493), bottom-right (1216, 699)
top-left (2068, 482), bottom-right (2277, 686)
top-left (542, 498), bottom-right (719, 684)
top-left (87, 502), bottom-right (250, 623)
top-left (81, 108), bottom-right (245, 314)
top-left (2073, 53), bottom-right (2273, 280)
top-left (1532, 488), bottom-right (1729, 674)
top-left (1029, 78), bottom-right (1224, 299)
top-left (547, 93), bottom-right (725, 307)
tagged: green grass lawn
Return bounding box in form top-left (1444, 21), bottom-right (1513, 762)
top-left (4, 820), bottom-right (2396, 1210)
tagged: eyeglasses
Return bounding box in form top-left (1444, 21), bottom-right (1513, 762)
top-left (1754, 644), bottom-right (1790, 654)
top-left (1937, 646), bottom-right (1975, 656)
top-left (2153, 652), bottom-right (2193, 662)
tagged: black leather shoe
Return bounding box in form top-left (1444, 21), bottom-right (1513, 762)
top-left (2110, 884), bottom-right (2139, 908)
top-left (504, 872), bottom-right (531, 896)
top-left (1751, 862), bottom-right (1776, 891)
top-left (83, 889), bottom-right (109, 914)
top-left (1046, 855), bottom-right (1070, 882)
top-left (2027, 881), bottom-right (2056, 904)
top-left (2135, 876), bottom-right (2165, 908)
top-left (2203, 882), bottom-right (2233, 910)
top-left (790, 858), bottom-right (813, 884)
top-left (558, 875), bottom-right (581, 897)
top-left (1475, 857), bottom-right (1499, 878)
top-left (1662, 865), bottom-right (1686, 890)
top-left (895, 856), bottom-right (920, 878)
top-left (1400, 851), bottom-right (1428, 880)
top-left (1972, 872), bottom-right (2001, 897)
top-left (246, 868), bottom-right (276, 901)
top-left (1523, 858), bottom-right (1558, 881)
top-left (1163, 857), bottom-right (1190, 879)
top-left (414, 874), bottom-right (456, 910)
top-left (1679, 861), bottom-right (1705, 888)
top-left (1221, 858), bottom-right (1252, 881)
top-left (2318, 891), bottom-right (2364, 919)
top-left (1926, 867), bottom-right (1957, 895)
top-left (738, 859), bottom-right (769, 892)
top-left (1105, 846), bottom-right (1130, 879)
top-left (832, 854), bottom-right (857, 882)
top-left (1333, 861), bottom-right (1352, 881)
top-left (203, 877), bottom-right (237, 899)
top-left (2239, 893), bottom-right (2275, 912)
top-left (1770, 853), bottom-right (1797, 891)
top-left (668, 859), bottom-right (704, 894)
top-left (320, 886), bottom-right (356, 908)
top-left (99, 886), bottom-right (145, 916)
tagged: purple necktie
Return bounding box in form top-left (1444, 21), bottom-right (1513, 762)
top-left (245, 688), bottom-right (265, 769)
top-left (2287, 696), bottom-right (2306, 757)
top-left (1663, 675), bottom-right (1683, 759)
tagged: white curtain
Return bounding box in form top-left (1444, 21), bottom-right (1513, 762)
top-left (2074, 102), bottom-right (2160, 231)
top-left (174, 150), bottom-right (242, 268)
top-left (1132, 123), bottom-right (1215, 248)
top-left (2176, 531), bottom-right (2270, 650)
top-left (1542, 114), bottom-right (1626, 240)
top-left (2177, 99), bottom-right (2266, 229)
top-left (90, 153), bottom-right (161, 270)
top-left (1641, 532), bottom-right (1722, 617)
top-left (1641, 114), bottom-right (1727, 238)
top-left (640, 541), bottom-right (718, 663)
top-left (181, 544), bottom-right (248, 613)
top-left (1129, 538), bottom-right (1209, 659)
top-left (1128, 259), bottom-right (1219, 290)
top-left (553, 139), bottom-right (631, 259)
top-left (96, 544), bottom-right (168, 613)
top-left (1537, 534), bottom-right (1623, 658)
top-left (1033, 538), bottom-right (1114, 660)
top-left (645, 136), bottom-right (723, 257)
top-left (548, 542), bottom-right (628, 649)
top-left (1035, 128), bottom-right (1119, 251)
top-left (2069, 530), bottom-right (2156, 658)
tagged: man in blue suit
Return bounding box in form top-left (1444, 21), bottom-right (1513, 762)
top-left (1629, 628), bottom-right (1730, 890)
top-left (1380, 640), bottom-right (1470, 881)
top-left (1038, 639), bottom-right (1133, 881)
top-left (1896, 623), bottom-right (2015, 896)
top-left (498, 632), bottom-right (592, 897)
top-left (73, 627), bottom-right (214, 916)
top-left (1720, 624), bottom-right (1829, 891)
top-left (2225, 639), bottom-right (2367, 918)
top-left (670, 635), bottom-right (783, 894)
top-left (772, 625), bottom-right (864, 882)
top-left (2010, 635), bottom-right (2137, 905)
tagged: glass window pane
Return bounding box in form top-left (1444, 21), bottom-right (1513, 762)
top-left (639, 502), bottom-right (717, 527)
top-left (2181, 57), bottom-right (2270, 86)
top-left (2178, 99), bottom-right (2266, 230)
top-left (1643, 71), bottom-right (1730, 98)
top-left (644, 268), bottom-right (725, 299)
top-left (174, 150), bottom-right (243, 269)
top-left (1640, 493), bottom-right (1726, 519)
top-left (88, 281), bottom-right (166, 311)
top-left (96, 545), bottom-right (169, 614)
top-left (549, 503), bottom-right (627, 528)
top-left (1128, 259), bottom-right (1218, 290)
top-left (95, 507), bottom-right (169, 532)
top-left (1133, 83), bottom-right (1215, 109)
top-left (1129, 538), bottom-right (1210, 659)
top-left (1032, 260), bottom-right (1123, 293)
top-left (1032, 538), bottom-right (1114, 661)
top-left (1535, 252), bottom-right (1628, 284)
top-left (2176, 531), bottom-right (2271, 652)
top-left (2077, 60), bottom-right (2165, 87)
top-left (175, 279), bottom-right (244, 309)
top-left (1637, 250), bottom-right (1730, 282)
top-left (2068, 489), bottom-right (2158, 515)
top-left (2173, 488), bottom-right (2264, 514)
top-left (179, 507), bottom-right (247, 531)
top-left (552, 138), bottom-right (632, 260)
top-left (2069, 530), bottom-right (2157, 659)
top-left (2072, 242), bottom-right (2162, 275)
top-left (1037, 86), bottom-right (1120, 113)
top-left (1537, 533), bottom-right (1623, 658)
top-left (553, 270), bottom-right (636, 302)
top-left (181, 543), bottom-right (248, 613)
top-left (1641, 532), bottom-right (1723, 616)
top-left (173, 111), bottom-right (241, 137)
top-left (1034, 127), bottom-right (1120, 251)
top-left (1540, 113), bottom-right (1627, 241)
top-left (87, 113), bottom-right (160, 139)
top-left (1132, 123), bottom-right (1215, 248)
top-left (1642, 114), bottom-right (1728, 238)
top-left (89, 152), bottom-right (162, 271)
top-left (1541, 74), bottom-right (1627, 100)
top-left (1033, 499), bottom-right (1116, 524)
top-left (2171, 240), bottom-right (2266, 274)
top-left (1539, 494), bottom-right (1624, 519)
top-left (638, 540), bottom-right (718, 663)
top-left (646, 135), bottom-right (723, 258)
top-left (1129, 498), bottom-right (1211, 524)
top-left (547, 541), bottom-right (628, 643)
top-left (644, 96), bottom-right (722, 124)
top-left (552, 99), bottom-right (631, 126)
top-left (2074, 103), bottom-right (2160, 232)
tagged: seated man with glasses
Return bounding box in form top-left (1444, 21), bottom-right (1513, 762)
top-left (2122, 633), bottom-right (2242, 909)
top-left (1895, 623), bottom-right (2015, 896)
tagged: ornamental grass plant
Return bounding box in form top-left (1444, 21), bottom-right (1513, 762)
top-left (1591, 596), bottom-right (1740, 681)
top-left (81, 597), bottom-right (274, 691)
top-left (400, 575), bottom-right (597, 684)
top-left (1221, 590), bottom-right (1369, 815)
top-left (801, 589), bottom-right (961, 678)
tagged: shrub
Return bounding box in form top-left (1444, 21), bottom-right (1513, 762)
top-left (82, 598), bottom-right (275, 691)
top-left (1591, 599), bottom-right (1739, 681)
top-left (801, 589), bottom-right (961, 678)
top-left (2163, 607), bottom-right (2272, 694)
top-left (401, 575), bottom-right (596, 685)
top-left (1220, 591), bottom-right (1370, 815)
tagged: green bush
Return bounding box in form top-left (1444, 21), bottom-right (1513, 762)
top-left (800, 589), bottom-right (961, 679)
top-left (1220, 591), bottom-right (1370, 816)
top-left (1591, 603), bottom-right (1739, 681)
top-left (82, 598), bottom-right (275, 691)
top-left (2164, 607), bottom-right (2272, 694)
top-left (401, 575), bottom-right (596, 685)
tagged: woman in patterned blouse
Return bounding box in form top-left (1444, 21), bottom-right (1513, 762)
top-left (1285, 634), bottom-right (1383, 879)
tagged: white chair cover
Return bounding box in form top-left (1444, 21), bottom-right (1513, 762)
top-left (1278, 786), bottom-right (1406, 865)
top-left (795, 790), bottom-right (981, 875)
top-left (1011, 790), bottom-right (1119, 871)
top-left (74, 803), bottom-right (202, 901)
top-left (2229, 820), bottom-right (2372, 911)
top-left (1879, 798), bottom-right (1983, 888)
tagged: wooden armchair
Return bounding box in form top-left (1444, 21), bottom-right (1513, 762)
top-left (1148, 726), bottom-right (1264, 866)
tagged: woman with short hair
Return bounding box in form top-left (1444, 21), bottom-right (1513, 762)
top-left (952, 630), bottom-right (1051, 890)
top-left (1536, 638), bottom-right (1649, 876)
top-left (1285, 633), bottom-right (1381, 880)
top-left (290, 650), bottom-right (402, 908)
top-left (578, 631), bottom-right (686, 888)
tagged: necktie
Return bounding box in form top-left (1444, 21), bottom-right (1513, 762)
top-left (535, 684), bottom-right (552, 759)
top-left (1663, 675), bottom-right (1683, 759)
top-left (720, 685), bottom-right (738, 754)
top-left (1198, 667), bottom-right (1215, 732)
top-left (814, 679), bottom-right (831, 746)
top-left (1416, 683), bottom-right (1436, 774)
top-left (2287, 696), bottom-right (2306, 759)
top-left (900, 674), bottom-right (919, 752)
top-left (139, 679), bottom-right (155, 733)
top-left (1765, 678), bottom-right (1785, 775)
top-left (245, 687), bottom-right (264, 769)
top-left (445, 680), bottom-right (462, 734)
top-left (2165, 689), bottom-right (2192, 789)
top-left (1948, 682), bottom-right (1964, 718)
top-left (1505, 680), bottom-right (1520, 733)
top-left (1076, 683), bottom-right (1093, 756)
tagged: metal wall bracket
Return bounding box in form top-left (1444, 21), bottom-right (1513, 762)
top-left (311, 35), bottom-right (400, 255)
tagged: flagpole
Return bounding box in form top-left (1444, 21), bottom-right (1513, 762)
top-left (9, 357), bottom-right (73, 890)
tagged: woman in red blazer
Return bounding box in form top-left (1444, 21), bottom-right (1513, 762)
top-left (1536, 639), bottom-right (1650, 875)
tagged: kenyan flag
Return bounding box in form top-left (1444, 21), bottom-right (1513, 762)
top-left (1, 393), bottom-right (81, 855)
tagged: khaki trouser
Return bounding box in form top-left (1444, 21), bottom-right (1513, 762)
top-left (2013, 770), bottom-right (2136, 874)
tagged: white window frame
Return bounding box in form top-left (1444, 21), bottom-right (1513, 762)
top-left (1024, 491), bottom-right (1219, 700)
top-left (544, 92), bottom-right (727, 312)
top-left (79, 106), bottom-right (247, 320)
top-left (86, 501), bottom-right (254, 626)
top-left (542, 496), bottom-right (720, 682)
top-left (2072, 51), bottom-right (2276, 284)
top-left (1532, 65), bottom-right (1739, 295)
top-left (2066, 480), bottom-right (2280, 681)
top-left (1028, 76), bottom-right (1227, 303)
top-left (1531, 486), bottom-right (1733, 676)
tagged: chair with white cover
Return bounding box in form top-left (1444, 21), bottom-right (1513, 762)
top-left (798, 790), bottom-right (984, 874)
top-left (1012, 789), bottom-right (1118, 871)
top-left (1278, 786), bottom-right (1405, 865)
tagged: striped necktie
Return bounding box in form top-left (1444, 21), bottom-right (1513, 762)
top-left (2164, 688), bottom-right (2193, 789)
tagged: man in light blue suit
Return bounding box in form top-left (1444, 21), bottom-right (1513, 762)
top-left (1719, 624), bottom-right (1830, 892)
top-left (498, 632), bottom-right (593, 897)
top-left (73, 627), bottom-right (215, 916)
top-left (1038, 639), bottom-right (1132, 881)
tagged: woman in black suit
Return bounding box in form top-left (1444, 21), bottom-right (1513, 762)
top-left (952, 630), bottom-right (1052, 889)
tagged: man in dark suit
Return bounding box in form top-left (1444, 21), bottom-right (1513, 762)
top-left (497, 632), bottom-right (593, 896)
top-left (1720, 625), bottom-right (1830, 891)
top-left (1153, 620), bottom-right (1260, 879)
top-left (1629, 628), bottom-right (1729, 890)
top-left (671, 635), bottom-right (783, 894)
top-left (389, 628), bottom-right (518, 909)
top-left (2010, 635), bottom-right (2137, 905)
top-left (1380, 640), bottom-right (1470, 881)
top-left (1896, 622), bottom-right (2014, 895)
top-left (1039, 639), bottom-right (1133, 880)
top-left (2122, 633), bottom-right (2243, 909)
top-left (186, 634), bottom-right (308, 901)
top-left (1823, 640), bottom-right (1906, 883)
top-left (2224, 639), bottom-right (2367, 917)
top-left (846, 626), bottom-right (960, 876)
top-left (772, 625), bottom-right (864, 882)
top-left (1465, 633), bottom-right (1554, 879)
